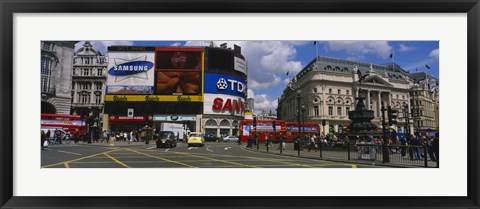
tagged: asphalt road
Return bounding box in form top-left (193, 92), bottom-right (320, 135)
top-left (41, 142), bottom-right (380, 168)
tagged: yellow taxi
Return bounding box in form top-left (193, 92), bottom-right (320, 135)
top-left (187, 132), bottom-right (205, 147)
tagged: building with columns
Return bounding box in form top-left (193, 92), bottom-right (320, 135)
top-left (278, 56), bottom-right (414, 135)
top-left (41, 41), bottom-right (77, 114)
top-left (71, 41), bottom-right (108, 126)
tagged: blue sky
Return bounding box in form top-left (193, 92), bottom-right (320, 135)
top-left (76, 41), bottom-right (439, 114)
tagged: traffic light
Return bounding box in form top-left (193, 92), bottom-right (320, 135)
top-left (253, 116), bottom-right (257, 128)
top-left (388, 106), bottom-right (398, 126)
top-left (272, 120), bottom-right (276, 132)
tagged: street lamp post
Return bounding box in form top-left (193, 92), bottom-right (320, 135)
top-left (296, 90), bottom-right (302, 156)
top-left (403, 103), bottom-right (410, 136)
top-left (411, 84), bottom-right (420, 136)
top-left (301, 104), bottom-right (306, 139)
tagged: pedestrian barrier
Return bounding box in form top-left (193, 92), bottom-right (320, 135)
top-left (249, 139), bottom-right (438, 168)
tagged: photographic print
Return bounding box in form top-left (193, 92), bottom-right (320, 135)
top-left (40, 40), bottom-right (439, 169)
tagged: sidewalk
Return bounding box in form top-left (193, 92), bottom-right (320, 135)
top-left (243, 142), bottom-right (438, 168)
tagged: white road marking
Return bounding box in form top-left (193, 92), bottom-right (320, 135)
top-left (224, 147), bottom-right (232, 151)
top-left (206, 146), bottom-right (213, 152)
top-left (188, 147), bottom-right (198, 150)
top-left (56, 150), bottom-right (82, 156)
top-left (145, 146), bottom-right (156, 150)
top-left (165, 148), bottom-right (170, 152)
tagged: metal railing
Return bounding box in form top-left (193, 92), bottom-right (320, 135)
top-left (248, 139), bottom-right (438, 168)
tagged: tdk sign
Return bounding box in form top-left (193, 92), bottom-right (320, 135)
top-left (108, 61), bottom-right (154, 76)
top-left (205, 72), bottom-right (246, 97)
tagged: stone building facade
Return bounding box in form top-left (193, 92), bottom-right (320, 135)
top-left (71, 41), bottom-right (108, 125)
top-left (41, 41), bottom-right (77, 114)
top-left (410, 72), bottom-right (439, 134)
top-left (278, 56), bottom-right (415, 135)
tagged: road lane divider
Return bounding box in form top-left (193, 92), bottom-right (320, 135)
top-left (42, 148), bottom-right (124, 168)
top-left (172, 151), bottom-right (258, 168)
top-left (206, 146), bottom-right (213, 152)
top-left (104, 153), bottom-right (130, 168)
top-left (56, 150), bottom-right (82, 156)
top-left (124, 148), bottom-right (196, 168)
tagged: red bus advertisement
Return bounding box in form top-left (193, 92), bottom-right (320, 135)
top-left (239, 119), bottom-right (286, 142)
top-left (285, 122), bottom-right (320, 141)
top-left (41, 114), bottom-right (87, 137)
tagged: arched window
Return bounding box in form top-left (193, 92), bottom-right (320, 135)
top-left (205, 119), bottom-right (217, 126)
top-left (220, 120), bottom-right (230, 127)
top-left (232, 120), bottom-right (239, 127)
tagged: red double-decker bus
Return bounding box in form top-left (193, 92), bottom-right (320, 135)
top-left (285, 122), bottom-right (320, 141)
top-left (41, 114), bottom-right (87, 136)
top-left (239, 119), bottom-right (286, 142)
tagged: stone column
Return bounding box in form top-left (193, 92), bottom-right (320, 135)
top-left (90, 81), bottom-right (95, 104)
top-left (73, 82), bottom-right (78, 103)
top-left (366, 90), bottom-right (371, 110)
top-left (377, 91), bottom-right (382, 118)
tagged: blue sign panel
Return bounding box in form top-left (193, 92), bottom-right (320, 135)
top-left (204, 72), bottom-right (246, 98)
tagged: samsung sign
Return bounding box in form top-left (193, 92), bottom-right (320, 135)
top-left (108, 61), bottom-right (153, 76)
top-left (106, 52), bottom-right (155, 94)
top-left (204, 72), bottom-right (246, 98)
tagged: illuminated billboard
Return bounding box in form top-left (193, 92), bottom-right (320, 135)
top-left (204, 72), bottom-right (246, 98)
top-left (154, 47), bottom-right (203, 100)
top-left (106, 47), bottom-right (155, 94)
top-left (203, 94), bottom-right (245, 117)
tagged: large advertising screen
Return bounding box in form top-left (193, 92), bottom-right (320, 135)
top-left (207, 48), bottom-right (234, 71)
top-left (203, 94), bottom-right (245, 117)
top-left (204, 72), bottom-right (246, 98)
top-left (106, 48), bottom-right (155, 94)
top-left (155, 47), bottom-right (203, 99)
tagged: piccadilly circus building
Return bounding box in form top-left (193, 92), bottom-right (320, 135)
top-left (102, 45), bottom-right (247, 138)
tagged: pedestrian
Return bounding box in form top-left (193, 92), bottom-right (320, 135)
top-left (53, 129), bottom-right (59, 144)
top-left (124, 132), bottom-right (128, 143)
top-left (400, 136), bottom-right (407, 158)
top-left (46, 130), bottom-right (51, 142)
top-left (101, 130), bottom-right (108, 143)
top-left (65, 132), bottom-right (71, 144)
top-left (412, 135), bottom-right (423, 160)
top-left (41, 130), bottom-right (46, 150)
top-left (308, 134), bottom-right (316, 152)
top-left (432, 136), bottom-right (439, 166)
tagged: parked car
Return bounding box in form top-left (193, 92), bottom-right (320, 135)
top-left (204, 134), bottom-right (219, 142)
top-left (187, 132), bottom-right (205, 147)
top-left (222, 136), bottom-right (239, 142)
top-left (156, 131), bottom-right (177, 148)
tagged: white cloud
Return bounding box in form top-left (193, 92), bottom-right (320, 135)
top-left (398, 44), bottom-right (415, 52)
top-left (170, 42), bottom-right (182, 46)
top-left (429, 48), bottom-right (439, 59)
top-left (75, 41), bottom-right (134, 55)
top-left (185, 41), bottom-right (303, 90)
top-left (326, 41), bottom-right (392, 59)
top-left (247, 89), bottom-right (278, 114)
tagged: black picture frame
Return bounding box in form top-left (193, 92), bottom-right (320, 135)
top-left (1, 0), bottom-right (479, 208)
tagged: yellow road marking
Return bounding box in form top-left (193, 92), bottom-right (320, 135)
top-left (124, 148), bottom-right (196, 168)
top-left (64, 162), bottom-right (70, 168)
top-left (352, 164), bottom-right (357, 168)
top-left (170, 150), bottom-right (314, 167)
top-left (172, 151), bottom-right (258, 168)
top-left (104, 153), bottom-right (130, 168)
top-left (42, 148), bottom-right (123, 168)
